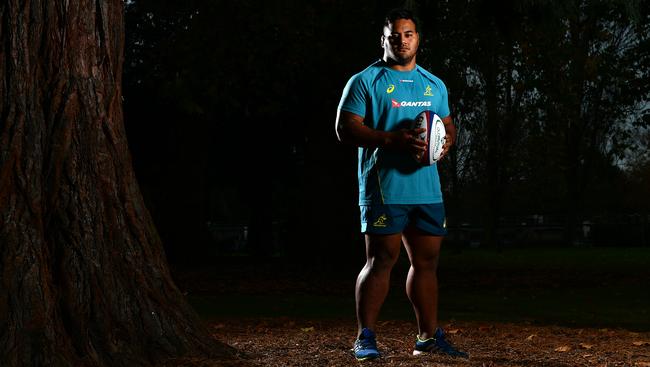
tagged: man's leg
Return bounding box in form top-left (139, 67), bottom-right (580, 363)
top-left (402, 226), bottom-right (442, 339)
top-left (355, 232), bottom-right (402, 337)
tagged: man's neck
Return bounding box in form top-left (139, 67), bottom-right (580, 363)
top-left (383, 57), bottom-right (416, 71)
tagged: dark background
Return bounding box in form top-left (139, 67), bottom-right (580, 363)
top-left (121, 0), bottom-right (650, 269)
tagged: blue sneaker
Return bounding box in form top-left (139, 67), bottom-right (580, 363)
top-left (413, 327), bottom-right (468, 358)
top-left (353, 328), bottom-right (380, 361)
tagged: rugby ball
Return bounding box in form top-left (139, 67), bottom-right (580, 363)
top-left (412, 110), bottom-right (446, 165)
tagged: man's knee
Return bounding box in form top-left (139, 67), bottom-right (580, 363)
top-left (410, 252), bottom-right (439, 271)
top-left (365, 233), bottom-right (401, 273)
top-left (367, 251), bottom-right (399, 272)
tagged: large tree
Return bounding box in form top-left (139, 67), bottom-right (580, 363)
top-left (0, 1), bottom-right (237, 366)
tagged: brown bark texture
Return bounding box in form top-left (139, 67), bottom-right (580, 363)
top-left (0, 1), bottom-right (233, 366)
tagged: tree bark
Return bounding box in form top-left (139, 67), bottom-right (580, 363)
top-left (0, 1), bottom-right (236, 366)
top-left (483, 36), bottom-right (501, 249)
top-left (563, 6), bottom-right (590, 245)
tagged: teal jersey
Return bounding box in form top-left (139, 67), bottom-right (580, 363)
top-left (338, 60), bottom-right (450, 205)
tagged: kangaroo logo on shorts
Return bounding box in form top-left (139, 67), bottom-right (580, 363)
top-left (373, 214), bottom-right (389, 228)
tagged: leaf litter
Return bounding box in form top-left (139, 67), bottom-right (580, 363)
top-left (209, 318), bottom-right (650, 366)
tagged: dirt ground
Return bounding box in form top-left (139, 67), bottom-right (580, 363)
top-left (170, 254), bottom-right (650, 366)
top-left (208, 317), bottom-right (650, 367)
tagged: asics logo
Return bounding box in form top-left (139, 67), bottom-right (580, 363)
top-left (391, 99), bottom-right (433, 108)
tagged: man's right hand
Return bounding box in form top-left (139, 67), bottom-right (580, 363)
top-left (384, 128), bottom-right (427, 157)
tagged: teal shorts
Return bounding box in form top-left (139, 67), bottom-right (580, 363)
top-left (360, 203), bottom-right (447, 236)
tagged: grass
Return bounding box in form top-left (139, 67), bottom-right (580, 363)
top-left (435, 246), bottom-right (650, 330)
top-left (439, 246), bottom-right (650, 272)
top-left (187, 246), bottom-right (650, 331)
top-left (438, 285), bottom-right (650, 330)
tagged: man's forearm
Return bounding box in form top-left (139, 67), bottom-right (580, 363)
top-left (336, 109), bottom-right (425, 154)
top-left (336, 109), bottom-right (393, 148)
top-left (337, 121), bottom-right (392, 148)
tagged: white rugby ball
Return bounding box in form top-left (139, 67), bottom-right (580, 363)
top-left (412, 110), bottom-right (446, 165)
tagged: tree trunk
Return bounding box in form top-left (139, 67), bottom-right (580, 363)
top-left (0, 1), bottom-right (237, 366)
top-left (483, 41), bottom-right (501, 249)
top-left (563, 8), bottom-right (589, 246)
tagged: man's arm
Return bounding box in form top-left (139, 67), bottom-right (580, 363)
top-left (335, 109), bottom-right (426, 156)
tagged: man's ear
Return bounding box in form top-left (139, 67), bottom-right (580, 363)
top-left (380, 35), bottom-right (385, 47)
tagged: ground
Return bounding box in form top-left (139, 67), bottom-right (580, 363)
top-left (208, 317), bottom-right (650, 366)
top-left (171, 247), bottom-right (650, 366)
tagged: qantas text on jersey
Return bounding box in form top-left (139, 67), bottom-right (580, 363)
top-left (391, 99), bottom-right (432, 108)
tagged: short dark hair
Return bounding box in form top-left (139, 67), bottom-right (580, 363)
top-left (384, 8), bottom-right (419, 32)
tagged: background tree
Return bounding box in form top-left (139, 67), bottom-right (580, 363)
top-left (0, 1), bottom-right (236, 365)
top-left (119, 0), bottom-right (650, 266)
top-left (524, 0), bottom-right (650, 242)
top-left (418, 0), bottom-right (650, 246)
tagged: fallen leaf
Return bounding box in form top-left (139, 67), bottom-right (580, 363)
top-left (255, 326), bottom-right (268, 333)
top-left (633, 341), bottom-right (650, 346)
top-left (526, 334), bottom-right (536, 341)
top-left (555, 345), bottom-right (571, 352)
top-left (599, 328), bottom-right (609, 332)
top-left (579, 343), bottom-right (593, 349)
top-left (635, 362), bottom-right (650, 367)
top-left (582, 354), bottom-right (592, 358)
top-left (447, 329), bottom-right (460, 334)
top-left (479, 325), bottom-right (493, 332)
top-left (301, 327), bottom-right (315, 332)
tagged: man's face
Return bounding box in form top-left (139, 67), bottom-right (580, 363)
top-left (382, 18), bottom-right (419, 65)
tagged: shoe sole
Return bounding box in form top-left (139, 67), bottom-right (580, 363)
top-left (413, 349), bottom-right (469, 358)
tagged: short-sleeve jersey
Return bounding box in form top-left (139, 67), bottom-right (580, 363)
top-left (338, 60), bottom-right (450, 205)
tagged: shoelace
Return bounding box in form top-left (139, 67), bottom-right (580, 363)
top-left (355, 337), bottom-right (376, 351)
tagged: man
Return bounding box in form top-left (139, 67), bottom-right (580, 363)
top-left (335, 8), bottom-right (468, 361)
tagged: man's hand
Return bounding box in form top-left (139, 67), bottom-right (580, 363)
top-left (385, 128), bottom-right (427, 157)
top-left (436, 115), bottom-right (456, 161)
top-left (437, 133), bottom-right (453, 160)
